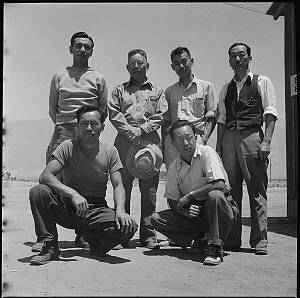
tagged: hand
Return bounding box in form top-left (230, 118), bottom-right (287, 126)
top-left (257, 140), bottom-right (270, 160)
top-left (178, 193), bottom-right (192, 211)
top-left (182, 204), bottom-right (201, 218)
top-left (126, 127), bottom-right (142, 141)
top-left (115, 210), bottom-right (138, 234)
top-left (71, 193), bottom-right (89, 218)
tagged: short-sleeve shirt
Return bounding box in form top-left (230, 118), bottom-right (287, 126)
top-left (164, 144), bottom-right (230, 201)
top-left (164, 76), bottom-right (217, 134)
top-left (52, 139), bottom-right (123, 200)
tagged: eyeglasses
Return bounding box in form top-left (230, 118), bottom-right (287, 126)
top-left (74, 43), bottom-right (92, 51)
top-left (128, 60), bottom-right (147, 68)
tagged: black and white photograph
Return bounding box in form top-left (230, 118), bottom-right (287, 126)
top-left (3, 2), bottom-right (297, 297)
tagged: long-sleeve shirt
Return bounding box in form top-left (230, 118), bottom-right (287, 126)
top-left (164, 76), bottom-right (218, 135)
top-left (217, 70), bottom-right (278, 125)
top-left (108, 78), bottom-right (168, 136)
top-left (49, 66), bottom-right (108, 125)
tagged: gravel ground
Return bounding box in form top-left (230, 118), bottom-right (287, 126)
top-left (2, 180), bottom-right (297, 297)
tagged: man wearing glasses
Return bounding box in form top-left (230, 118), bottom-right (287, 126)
top-left (162, 47), bottom-right (218, 171)
top-left (108, 49), bottom-right (168, 249)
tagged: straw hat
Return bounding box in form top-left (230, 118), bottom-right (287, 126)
top-left (126, 139), bottom-right (163, 179)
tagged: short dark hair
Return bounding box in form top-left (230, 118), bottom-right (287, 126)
top-left (128, 49), bottom-right (147, 62)
top-left (70, 32), bottom-right (94, 48)
top-left (75, 105), bottom-right (107, 124)
top-left (169, 120), bottom-right (196, 141)
top-left (228, 42), bottom-right (251, 56)
top-left (171, 47), bottom-right (191, 62)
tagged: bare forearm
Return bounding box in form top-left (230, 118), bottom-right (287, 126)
top-left (113, 184), bottom-right (126, 211)
top-left (263, 114), bottom-right (276, 144)
top-left (39, 172), bottom-right (78, 199)
top-left (203, 117), bottom-right (216, 143)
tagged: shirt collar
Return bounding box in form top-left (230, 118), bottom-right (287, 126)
top-left (178, 74), bottom-right (197, 89)
top-left (177, 143), bottom-right (202, 169)
top-left (232, 70), bottom-right (252, 84)
top-left (125, 77), bottom-right (153, 88)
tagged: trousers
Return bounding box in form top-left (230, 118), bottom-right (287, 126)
top-left (221, 127), bottom-right (268, 247)
top-left (114, 132), bottom-right (160, 244)
top-left (46, 123), bottom-right (76, 164)
top-left (29, 184), bottom-right (136, 253)
top-left (151, 190), bottom-right (237, 247)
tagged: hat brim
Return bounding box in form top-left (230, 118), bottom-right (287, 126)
top-left (126, 140), bottom-right (163, 179)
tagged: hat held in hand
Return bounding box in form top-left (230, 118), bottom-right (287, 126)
top-left (126, 139), bottom-right (163, 179)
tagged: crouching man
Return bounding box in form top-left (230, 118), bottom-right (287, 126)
top-left (151, 120), bottom-right (239, 265)
top-left (29, 105), bottom-right (138, 265)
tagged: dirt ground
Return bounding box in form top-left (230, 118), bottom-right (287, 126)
top-left (2, 180), bottom-right (297, 297)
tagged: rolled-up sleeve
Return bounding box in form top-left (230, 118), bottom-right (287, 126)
top-left (205, 82), bottom-right (218, 119)
top-left (49, 73), bottom-right (59, 124)
top-left (217, 84), bottom-right (228, 125)
top-left (258, 75), bottom-right (278, 120)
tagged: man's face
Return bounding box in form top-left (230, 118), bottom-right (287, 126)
top-left (76, 111), bottom-right (104, 144)
top-left (126, 53), bottom-right (149, 80)
top-left (172, 125), bottom-right (196, 160)
top-left (171, 51), bottom-right (194, 80)
top-left (69, 37), bottom-right (93, 63)
top-left (229, 45), bottom-right (252, 72)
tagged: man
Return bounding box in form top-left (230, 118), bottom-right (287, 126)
top-left (35, 31), bottom-right (108, 251)
top-left (162, 47), bottom-right (218, 171)
top-left (108, 49), bottom-right (168, 249)
top-left (151, 120), bottom-right (238, 265)
top-left (29, 105), bottom-right (137, 265)
top-left (216, 42), bottom-right (278, 255)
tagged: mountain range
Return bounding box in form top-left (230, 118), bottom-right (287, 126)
top-left (3, 118), bottom-right (286, 180)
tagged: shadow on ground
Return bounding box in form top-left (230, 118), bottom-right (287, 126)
top-left (143, 247), bottom-right (230, 262)
top-left (242, 217), bottom-right (297, 237)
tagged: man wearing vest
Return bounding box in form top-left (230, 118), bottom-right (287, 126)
top-left (216, 42), bottom-right (278, 255)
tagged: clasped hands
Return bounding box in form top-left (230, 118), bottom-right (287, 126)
top-left (178, 193), bottom-right (202, 218)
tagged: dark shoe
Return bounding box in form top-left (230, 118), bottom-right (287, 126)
top-left (75, 234), bottom-right (90, 249)
top-left (203, 244), bottom-right (223, 266)
top-left (31, 241), bottom-right (44, 252)
top-left (191, 238), bottom-right (208, 254)
top-left (140, 240), bottom-right (161, 249)
top-left (30, 241), bottom-right (60, 265)
top-left (254, 242), bottom-right (268, 255)
top-left (84, 232), bottom-right (107, 257)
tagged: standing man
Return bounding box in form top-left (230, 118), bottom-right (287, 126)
top-left (108, 49), bottom-right (168, 249)
top-left (37, 31), bottom-right (108, 251)
top-left (151, 120), bottom-right (238, 266)
top-left (162, 47), bottom-right (218, 170)
top-left (216, 42), bottom-right (278, 255)
top-left (29, 105), bottom-right (137, 265)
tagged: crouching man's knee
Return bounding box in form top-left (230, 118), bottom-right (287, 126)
top-left (29, 184), bottom-right (52, 204)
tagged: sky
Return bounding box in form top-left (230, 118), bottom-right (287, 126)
top-left (4, 2), bottom-right (285, 123)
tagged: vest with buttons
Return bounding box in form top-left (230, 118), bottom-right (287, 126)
top-left (225, 74), bottom-right (263, 130)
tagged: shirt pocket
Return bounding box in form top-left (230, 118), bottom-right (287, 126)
top-left (179, 93), bottom-right (205, 119)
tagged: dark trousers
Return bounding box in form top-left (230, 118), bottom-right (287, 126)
top-left (114, 132), bottom-right (160, 244)
top-left (29, 184), bottom-right (136, 253)
top-left (221, 128), bottom-right (268, 247)
top-left (151, 190), bottom-right (237, 247)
